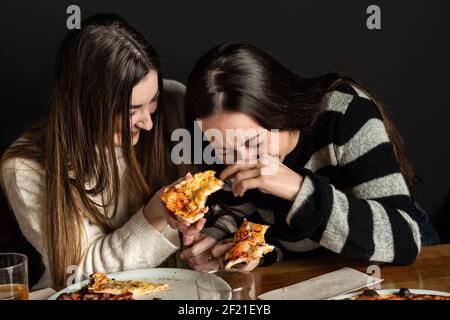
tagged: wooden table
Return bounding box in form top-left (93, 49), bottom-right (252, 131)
top-left (253, 244), bottom-right (450, 296)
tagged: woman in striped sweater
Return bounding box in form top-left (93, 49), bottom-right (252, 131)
top-left (179, 43), bottom-right (439, 271)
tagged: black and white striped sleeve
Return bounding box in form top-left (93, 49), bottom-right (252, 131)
top-left (286, 95), bottom-right (422, 265)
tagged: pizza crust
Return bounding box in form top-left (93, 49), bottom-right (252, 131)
top-left (225, 241), bottom-right (274, 269)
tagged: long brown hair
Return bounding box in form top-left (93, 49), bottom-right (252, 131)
top-left (1, 14), bottom-right (177, 286)
top-left (185, 43), bottom-right (416, 191)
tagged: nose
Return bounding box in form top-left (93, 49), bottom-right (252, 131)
top-left (137, 110), bottom-right (153, 131)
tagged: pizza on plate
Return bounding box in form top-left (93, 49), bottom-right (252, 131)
top-left (57, 289), bottom-right (133, 300)
top-left (56, 272), bottom-right (169, 300)
top-left (350, 289), bottom-right (450, 300)
top-left (160, 170), bottom-right (224, 223)
top-left (224, 219), bottom-right (274, 269)
top-left (87, 272), bottom-right (169, 297)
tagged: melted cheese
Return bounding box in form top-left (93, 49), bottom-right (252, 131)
top-left (225, 219), bottom-right (274, 267)
top-left (160, 171), bottom-right (224, 222)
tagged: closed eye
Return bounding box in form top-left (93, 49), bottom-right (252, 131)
top-left (246, 141), bottom-right (262, 149)
top-left (244, 133), bottom-right (264, 149)
top-left (151, 89), bottom-right (160, 102)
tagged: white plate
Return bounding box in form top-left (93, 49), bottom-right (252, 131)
top-left (330, 289), bottom-right (450, 300)
top-left (48, 268), bottom-right (202, 300)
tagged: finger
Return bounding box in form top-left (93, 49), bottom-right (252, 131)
top-left (180, 233), bottom-right (205, 258)
top-left (194, 218), bottom-right (206, 231)
top-left (220, 163), bottom-right (261, 181)
top-left (184, 218), bottom-right (206, 236)
top-left (166, 213), bottom-right (189, 231)
top-left (186, 252), bottom-right (211, 266)
top-left (183, 234), bottom-right (195, 246)
top-left (211, 239), bottom-right (234, 258)
top-left (189, 258), bottom-right (222, 272)
top-left (235, 177), bottom-right (264, 197)
top-left (259, 154), bottom-right (281, 176)
top-left (182, 227), bottom-right (205, 246)
top-left (233, 259), bottom-right (260, 271)
top-left (165, 210), bottom-right (190, 228)
top-left (258, 153), bottom-right (272, 166)
top-left (180, 236), bottom-right (217, 259)
top-left (232, 168), bottom-right (261, 195)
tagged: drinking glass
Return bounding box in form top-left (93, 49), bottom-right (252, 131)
top-left (196, 269), bottom-right (255, 300)
top-left (0, 253), bottom-right (29, 300)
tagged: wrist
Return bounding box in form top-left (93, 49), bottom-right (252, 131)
top-left (288, 174), bottom-right (304, 201)
top-left (144, 202), bottom-right (167, 233)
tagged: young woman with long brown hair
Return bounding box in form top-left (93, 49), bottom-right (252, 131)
top-left (0, 14), bottom-right (202, 289)
top-left (179, 43), bottom-right (439, 271)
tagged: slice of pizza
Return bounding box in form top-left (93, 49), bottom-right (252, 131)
top-left (233, 218), bottom-right (270, 244)
top-left (160, 170), bottom-right (224, 223)
top-left (224, 219), bottom-right (274, 269)
top-left (87, 272), bottom-right (169, 297)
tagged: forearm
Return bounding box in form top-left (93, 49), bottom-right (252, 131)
top-left (79, 207), bottom-right (180, 276)
top-left (287, 169), bottom-right (421, 264)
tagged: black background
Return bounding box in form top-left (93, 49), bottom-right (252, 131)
top-left (1, 0), bottom-right (449, 240)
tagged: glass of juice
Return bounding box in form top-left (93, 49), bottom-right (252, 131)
top-left (0, 253), bottom-right (29, 300)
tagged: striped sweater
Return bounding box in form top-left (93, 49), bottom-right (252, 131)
top-left (203, 85), bottom-right (422, 265)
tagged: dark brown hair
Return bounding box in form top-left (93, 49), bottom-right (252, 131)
top-left (185, 43), bottom-right (416, 190)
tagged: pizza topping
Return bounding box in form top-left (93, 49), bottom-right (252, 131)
top-left (233, 219), bottom-right (268, 244)
top-left (57, 289), bottom-right (133, 300)
top-left (361, 289), bottom-right (380, 297)
top-left (56, 272), bottom-right (169, 300)
top-left (224, 219), bottom-right (274, 269)
top-left (160, 171), bottom-right (224, 223)
top-left (398, 288), bottom-right (414, 298)
top-left (351, 289), bottom-right (450, 300)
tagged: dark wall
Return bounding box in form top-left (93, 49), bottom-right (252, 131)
top-left (1, 1), bottom-right (449, 237)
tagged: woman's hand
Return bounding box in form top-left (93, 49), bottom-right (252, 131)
top-left (144, 179), bottom-right (206, 237)
top-left (220, 154), bottom-right (304, 201)
top-left (180, 233), bottom-right (219, 270)
top-left (181, 237), bottom-right (260, 272)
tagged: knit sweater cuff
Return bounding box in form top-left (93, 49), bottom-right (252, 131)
top-left (125, 207), bottom-right (180, 260)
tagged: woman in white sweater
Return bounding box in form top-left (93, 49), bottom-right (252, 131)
top-left (0, 14), bottom-right (198, 289)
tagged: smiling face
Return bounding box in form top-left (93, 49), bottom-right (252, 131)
top-left (114, 70), bottom-right (160, 146)
top-left (199, 111), bottom-right (296, 164)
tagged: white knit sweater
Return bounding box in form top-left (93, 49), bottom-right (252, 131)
top-left (1, 80), bottom-right (186, 289)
